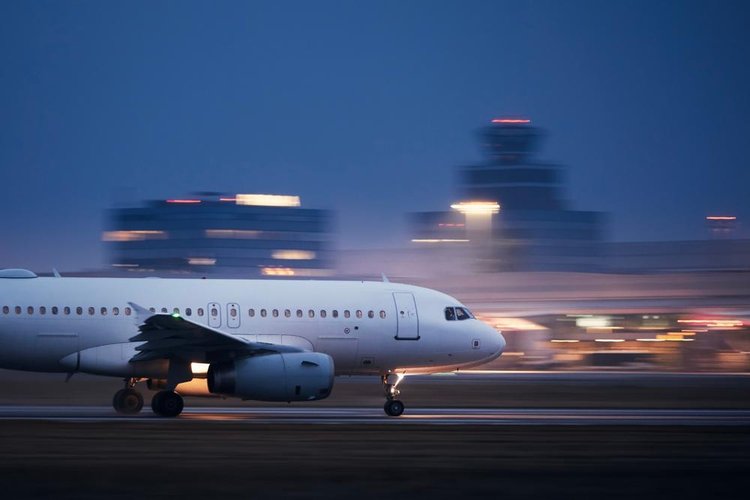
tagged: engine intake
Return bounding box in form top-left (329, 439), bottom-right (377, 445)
top-left (207, 352), bottom-right (334, 402)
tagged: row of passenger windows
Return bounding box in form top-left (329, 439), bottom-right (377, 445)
top-left (1, 305), bottom-right (388, 320)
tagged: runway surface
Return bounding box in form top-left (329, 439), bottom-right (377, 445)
top-left (1, 405), bottom-right (749, 425)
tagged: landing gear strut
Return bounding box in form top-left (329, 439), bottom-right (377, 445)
top-left (112, 378), bottom-right (144, 415)
top-left (382, 374), bottom-right (405, 417)
top-left (151, 390), bottom-right (184, 417)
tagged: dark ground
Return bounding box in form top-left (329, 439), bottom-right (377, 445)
top-left (0, 371), bottom-right (749, 499)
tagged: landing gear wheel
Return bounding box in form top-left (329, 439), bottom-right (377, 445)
top-left (384, 399), bottom-right (405, 417)
top-left (151, 390), bottom-right (184, 417)
top-left (112, 388), bottom-right (144, 414)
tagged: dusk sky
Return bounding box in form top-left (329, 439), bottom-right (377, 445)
top-left (2, 0), bottom-right (749, 271)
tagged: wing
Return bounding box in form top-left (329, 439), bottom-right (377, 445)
top-left (127, 302), bottom-right (304, 364)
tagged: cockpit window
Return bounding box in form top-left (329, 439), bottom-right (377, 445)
top-left (446, 306), bottom-right (474, 321)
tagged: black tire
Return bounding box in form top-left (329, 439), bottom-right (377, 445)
top-left (152, 390), bottom-right (184, 417)
top-left (384, 399), bottom-right (405, 417)
top-left (113, 389), bottom-right (144, 414)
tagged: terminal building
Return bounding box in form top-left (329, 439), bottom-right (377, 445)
top-left (411, 119), bottom-right (606, 272)
top-left (104, 193), bottom-right (333, 277)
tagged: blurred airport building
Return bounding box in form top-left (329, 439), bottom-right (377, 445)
top-left (103, 193), bottom-right (333, 277)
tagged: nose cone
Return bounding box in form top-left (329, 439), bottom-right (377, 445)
top-left (487, 324), bottom-right (506, 356)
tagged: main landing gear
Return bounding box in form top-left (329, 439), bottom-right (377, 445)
top-left (382, 374), bottom-right (405, 417)
top-left (112, 378), bottom-right (184, 417)
top-left (112, 378), bottom-right (144, 415)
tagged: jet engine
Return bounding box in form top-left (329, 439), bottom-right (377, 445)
top-left (207, 352), bottom-right (334, 401)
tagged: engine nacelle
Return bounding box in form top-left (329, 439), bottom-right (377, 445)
top-left (207, 352), bottom-right (334, 402)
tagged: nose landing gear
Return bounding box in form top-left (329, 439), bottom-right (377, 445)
top-left (112, 378), bottom-right (144, 414)
top-left (382, 374), bottom-right (405, 417)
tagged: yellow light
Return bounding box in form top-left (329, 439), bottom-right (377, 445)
top-left (188, 258), bottom-right (216, 266)
top-left (450, 201), bottom-right (500, 215)
top-left (191, 363), bottom-right (210, 375)
top-left (411, 239), bottom-right (471, 243)
top-left (102, 230), bottom-right (167, 242)
top-left (636, 338), bottom-right (666, 342)
top-left (272, 250), bottom-right (316, 260)
top-left (236, 194), bottom-right (301, 207)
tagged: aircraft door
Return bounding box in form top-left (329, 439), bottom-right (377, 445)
top-left (393, 292), bottom-right (419, 340)
top-left (227, 303), bottom-right (240, 328)
top-left (208, 302), bottom-right (222, 328)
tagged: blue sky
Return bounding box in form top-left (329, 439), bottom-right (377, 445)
top-left (2, 1), bottom-right (749, 270)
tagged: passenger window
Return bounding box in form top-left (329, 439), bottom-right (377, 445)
top-left (367, 310), bottom-right (374, 319)
top-left (320, 310), bottom-right (327, 318)
top-left (64, 307), bottom-right (71, 315)
top-left (445, 307), bottom-right (456, 321)
top-left (296, 309), bottom-right (303, 318)
top-left (260, 309), bottom-right (267, 317)
top-left (101, 307), bottom-right (107, 316)
top-left (185, 308), bottom-right (192, 316)
top-left (344, 310), bottom-right (350, 319)
top-left (332, 310), bottom-right (339, 318)
top-left (76, 307), bottom-right (83, 315)
top-left (174, 308), bottom-right (180, 315)
top-left (149, 307), bottom-right (156, 313)
top-left (161, 307), bottom-right (168, 313)
top-left (113, 307), bottom-right (120, 316)
top-left (284, 309), bottom-right (291, 318)
top-left (272, 309), bottom-right (279, 318)
top-left (380, 310), bottom-right (386, 319)
top-left (308, 309), bottom-right (315, 318)
top-left (52, 306), bottom-right (59, 315)
top-left (27, 306), bottom-right (34, 315)
top-left (233, 308), bottom-right (240, 318)
top-left (356, 310), bottom-right (363, 319)
top-left (2, 306), bottom-right (9, 314)
top-left (197, 308), bottom-right (204, 317)
top-left (40, 306), bottom-right (47, 315)
top-left (125, 307), bottom-right (132, 316)
top-left (248, 308), bottom-right (255, 317)
top-left (88, 307), bottom-right (95, 316)
top-left (15, 306), bottom-right (21, 315)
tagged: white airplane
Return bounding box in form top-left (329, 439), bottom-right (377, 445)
top-left (0, 269), bottom-right (505, 417)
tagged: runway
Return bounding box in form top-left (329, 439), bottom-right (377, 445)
top-left (1, 405), bottom-right (749, 425)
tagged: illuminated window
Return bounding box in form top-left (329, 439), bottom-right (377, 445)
top-left (248, 308), bottom-right (255, 317)
top-left (27, 306), bottom-right (34, 315)
top-left (113, 307), bottom-right (120, 316)
top-left (15, 306), bottom-right (21, 315)
top-left (197, 308), bottom-right (204, 317)
top-left (320, 310), bottom-right (327, 318)
top-left (356, 310), bottom-right (363, 319)
top-left (101, 307), bottom-right (107, 316)
top-left (344, 310), bottom-right (350, 319)
top-left (2, 306), bottom-right (9, 314)
top-left (332, 310), bottom-right (339, 318)
top-left (261, 309), bottom-right (267, 318)
top-left (76, 307), bottom-right (83, 315)
top-left (185, 308), bottom-right (192, 316)
top-left (296, 309), bottom-right (303, 318)
top-left (40, 306), bottom-right (46, 315)
top-left (380, 310), bottom-right (386, 319)
top-left (368, 310), bottom-right (374, 319)
top-left (124, 307), bottom-right (132, 316)
top-left (272, 309), bottom-right (279, 318)
top-left (64, 307), bottom-right (70, 315)
top-left (284, 309), bottom-right (291, 318)
top-left (88, 307), bottom-right (95, 316)
top-left (308, 309), bottom-right (315, 318)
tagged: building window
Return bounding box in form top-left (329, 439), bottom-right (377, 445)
top-left (380, 310), bottom-right (386, 319)
top-left (356, 310), bottom-right (363, 319)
